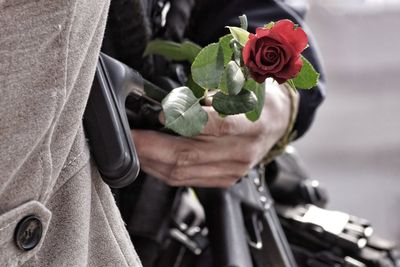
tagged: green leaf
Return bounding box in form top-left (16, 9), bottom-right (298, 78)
top-left (218, 34), bottom-right (234, 66)
top-left (162, 87), bottom-right (208, 137)
top-left (212, 90), bottom-right (257, 115)
top-left (191, 43), bottom-right (225, 89)
top-left (186, 75), bottom-right (205, 98)
top-left (144, 40), bottom-right (202, 63)
top-left (292, 55), bottom-right (320, 89)
top-left (239, 14), bottom-right (248, 30)
top-left (245, 79), bottom-right (265, 121)
top-left (230, 40), bottom-right (243, 66)
top-left (264, 21), bottom-right (275, 29)
top-left (181, 41), bottom-right (203, 62)
top-left (227, 26), bottom-right (250, 47)
top-left (219, 61), bottom-right (245, 95)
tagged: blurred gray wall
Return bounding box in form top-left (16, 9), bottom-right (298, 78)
top-left (294, 1), bottom-right (400, 241)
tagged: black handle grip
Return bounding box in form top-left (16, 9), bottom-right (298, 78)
top-left (83, 53), bottom-right (142, 188)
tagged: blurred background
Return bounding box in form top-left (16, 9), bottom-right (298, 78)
top-left (289, 0), bottom-right (400, 242)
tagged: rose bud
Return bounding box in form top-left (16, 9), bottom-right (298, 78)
top-left (242, 19), bottom-right (308, 84)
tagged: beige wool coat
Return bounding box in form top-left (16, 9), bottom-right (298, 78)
top-left (0, 0), bottom-right (141, 266)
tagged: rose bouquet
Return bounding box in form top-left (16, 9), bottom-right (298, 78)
top-left (144, 15), bottom-right (319, 137)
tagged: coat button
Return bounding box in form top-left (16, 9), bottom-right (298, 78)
top-left (14, 215), bottom-right (43, 251)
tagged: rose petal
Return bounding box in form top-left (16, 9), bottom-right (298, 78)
top-left (258, 43), bottom-right (292, 73)
top-left (263, 46), bottom-right (279, 64)
top-left (243, 34), bottom-right (257, 66)
top-left (246, 60), bottom-right (262, 74)
top-left (255, 27), bottom-right (272, 38)
top-left (275, 56), bottom-right (303, 81)
top-left (249, 69), bottom-right (268, 83)
top-left (255, 47), bottom-right (282, 72)
top-left (272, 19), bottom-right (308, 54)
top-left (274, 77), bottom-right (287, 84)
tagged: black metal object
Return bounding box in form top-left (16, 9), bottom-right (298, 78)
top-left (196, 167), bottom-right (297, 267)
top-left (278, 203), bottom-right (400, 267)
top-left (83, 53), bottom-right (143, 188)
top-left (277, 204), bottom-right (373, 252)
top-left (268, 147), bottom-right (328, 208)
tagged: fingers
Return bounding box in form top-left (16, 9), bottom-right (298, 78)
top-left (133, 130), bottom-right (204, 165)
top-left (132, 130), bottom-right (257, 166)
top-left (139, 158), bottom-right (247, 188)
top-left (169, 177), bottom-right (238, 188)
top-left (132, 130), bottom-right (181, 164)
top-left (169, 161), bottom-right (248, 182)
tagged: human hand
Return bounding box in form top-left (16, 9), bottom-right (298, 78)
top-left (132, 80), bottom-right (297, 188)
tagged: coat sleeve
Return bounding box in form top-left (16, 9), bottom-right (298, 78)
top-left (187, 0), bottom-right (326, 139)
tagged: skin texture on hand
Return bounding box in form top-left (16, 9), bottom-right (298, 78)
top-left (132, 80), bottom-right (298, 188)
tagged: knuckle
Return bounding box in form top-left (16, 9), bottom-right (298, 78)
top-left (175, 150), bottom-right (198, 167)
top-left (169, 167), bottom-right (186, 181)
top-left (217, 119), bottom-right (233, 136)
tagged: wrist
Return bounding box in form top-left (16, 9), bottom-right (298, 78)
top-left (261, 83), bottom-right (299, 164)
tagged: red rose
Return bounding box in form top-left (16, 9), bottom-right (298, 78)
top-left (242, 19), bottom-right (308, 84)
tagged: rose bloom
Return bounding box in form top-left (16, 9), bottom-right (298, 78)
top-left (242, 19), bottom-right (308, 84)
